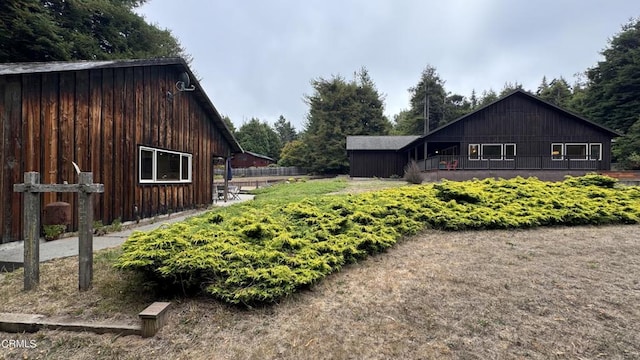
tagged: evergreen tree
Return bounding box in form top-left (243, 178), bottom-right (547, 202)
top-left (584, 18), bottom-right (640, 134)
top-left (390, 109), bottom-right (417, 135)
top-left (274, 115), bottom-right (298, 145)
top-left (469, 89), bottom-right (479, 109)
top-left (538, 77), bottom-right (572, 108)
top-left (221, 115), bottom-right (236, 134)
top-left (235, 118), bottom-right (282, 161)
top-left (536, 76), bottom-right (549, 96)
top-left (0, 0), bottom-right (187, 63)
top-left (407, 65), bottom-right (448, 134)
top-left (478, 89), bottom-right (499, 107)
top-left (612, 117), bottom-right (640, 169)
top-left (499, 81), bottom-right (524, 97)
top-left (302, 68), bottom-right (390, 174)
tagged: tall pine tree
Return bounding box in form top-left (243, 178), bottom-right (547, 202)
top-left (302, 68), bottom-right (390, 174)
top-left (584, 18), bottom-right (640, 134)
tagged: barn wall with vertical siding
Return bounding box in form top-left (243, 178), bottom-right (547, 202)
top-left (0, 60), bottom-right (239, 243)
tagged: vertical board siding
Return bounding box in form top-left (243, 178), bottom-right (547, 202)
top-left (41, 73), bottom-right (59, 209)
top-left (89, 69), bottom-right (103, 222)
top-left (113, 67), bottom-right (125, 222)
top-left (134, 67), bottom-right (144, 220)
top-left (1, 76), bottom-right (22, 242)
top-left (124, 67), bottom-right (135, 221)
top-left (74, 71), bottom-right (90, 232)
top-left (101, 68), bottom-right (114, 224)
top-left (0, 64), bottom-right (234, 241)
top-left (58, 72), bottom-right (76, 228)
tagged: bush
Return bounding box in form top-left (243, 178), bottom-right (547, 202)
top-left (116, 175), bottom-right (640, 306)
top-left (404, 160), bottom-right (424, 184)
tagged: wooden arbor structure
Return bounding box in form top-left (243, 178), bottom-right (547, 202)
top-left (14, 172), bottom-right (103, 291)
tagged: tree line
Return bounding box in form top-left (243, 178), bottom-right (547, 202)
top-left (237, 18), bottom-right (640, 172)
top-left (262, 18), bottom-right (640, 172)
top-left (2, 2), bottom-right (639, 171)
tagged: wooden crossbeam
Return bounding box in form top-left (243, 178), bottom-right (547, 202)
top-left (13, 183), bottom-right (104, 193)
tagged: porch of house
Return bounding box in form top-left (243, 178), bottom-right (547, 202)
top-left (415, 153), bottom-right (607, 182)
top-left (418, 155), bottom-right (604, 172)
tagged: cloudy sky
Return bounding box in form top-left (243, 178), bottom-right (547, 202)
top-left (138, 1), bottom-right (639, 131)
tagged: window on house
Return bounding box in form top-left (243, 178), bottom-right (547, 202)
top-left (552, 143), bottom-right (563, 160)
top-left (566, 143), bottom-right (587, 160)
top-left (139, 146), bottom-right (192, 183)
top-left (469, 144), bottom-right (479, 160)
top-left (504, 144), bottom-right (516, 160)
top-left (481, 144), bottom-right (502, 160)
top-left (590, 143), bottom-right (602, 160)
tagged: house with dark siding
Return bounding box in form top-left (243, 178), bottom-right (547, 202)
top-left (347, 90), bottom-right (620, 181)
top-left (0, 58), bottom-right (242, 243)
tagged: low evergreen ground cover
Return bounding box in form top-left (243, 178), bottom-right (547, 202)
top-left (116, 175), bottom-right (640, 305)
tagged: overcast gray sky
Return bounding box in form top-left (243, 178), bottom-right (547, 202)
top-left (138, 1), bottom-right (639, 131)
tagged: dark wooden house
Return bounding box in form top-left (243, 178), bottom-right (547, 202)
top-left (230, 151), bottom-right (275, 168)
top-left (348, 90), bottom-right (620, 180)
top-left (0, 58), bottom-right (242, 243)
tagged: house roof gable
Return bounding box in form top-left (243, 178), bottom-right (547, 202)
top-left (0, 58), bottom-right (243, 153)
top-left (400, 89), bottom-right (621, 150)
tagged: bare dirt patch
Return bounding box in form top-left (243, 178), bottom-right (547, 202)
top-left (1, 225), bottom-right (639, 359)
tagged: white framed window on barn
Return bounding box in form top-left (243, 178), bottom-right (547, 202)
top-left (139, 146), bottom-right (192, 183)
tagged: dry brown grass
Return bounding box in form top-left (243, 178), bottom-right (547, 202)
top-left (332, 178), bottom-right (407, 195)
top-left (1, 224), bottom-right (639, 359)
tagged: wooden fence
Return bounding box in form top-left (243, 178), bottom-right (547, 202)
top-left (215, 166), bottom-right (307, 178)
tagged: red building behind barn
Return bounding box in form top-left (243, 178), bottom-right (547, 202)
top-left (0, 58), bottom-right (242, 243)
top-left (230, 151), bottom-right (275, 168)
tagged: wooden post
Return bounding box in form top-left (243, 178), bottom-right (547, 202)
top-left (14, 171), bottom-right (103, 292)
top-left (22, 172), bottom-right (40, 291)
top-left (78, 172), bottom-right (93, 291)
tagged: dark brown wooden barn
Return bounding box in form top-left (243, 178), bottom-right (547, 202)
top-left (230, 151), bottom-right (275, 168)
top-left (0, 58), bottom-right (242, 243)
top-left (348, 90), bottom-right (620, 180)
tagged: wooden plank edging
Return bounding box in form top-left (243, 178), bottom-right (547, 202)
top-left (0, 302), bottom-right (171, 338)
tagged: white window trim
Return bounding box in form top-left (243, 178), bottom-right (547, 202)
top-left (468, 144), bottom-right (480, 161)
top-left (481, 144), bottom-right (503, 161)
top-left (504, 143), bottom-right (516, 161)
top-left (139, 146), bottom-right (193, 184)
top-left (551, 143), bottom-right (564, 161)
top-left (589, 143), bottom-right (602, 161)
top-left (565, 143), bottom-right (588, 161)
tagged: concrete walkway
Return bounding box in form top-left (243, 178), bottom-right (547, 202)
top-left (0, 194), bottom-right (254, 272)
